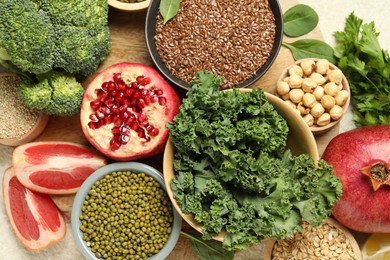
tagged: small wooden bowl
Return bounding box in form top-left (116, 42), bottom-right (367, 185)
top-left (0, 113), bottom-right (49, 146)
top-left (277, 58), bottom-right (350, 135)
top-left (262, 217), bottom-right (362, 260)
top-left (108, 0), bottom-right (151, 12)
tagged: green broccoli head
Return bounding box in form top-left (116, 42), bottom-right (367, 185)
top-left (0, 0), bottom-right (55, 74)
top-left (19, 72), bottom-right (85, 117)
top-left (43, 73), bottom-right (85, 116)
top-left (0, 0), bottom-right (111, 79)
top-left (19, 79), bottom-right (52, 110)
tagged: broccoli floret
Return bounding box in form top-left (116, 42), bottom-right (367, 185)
top-left (0, 0), bottom-right (111, 78)
top-left (0, 0), bottom-right (55, 74)
top-left (19, 72), bottom-right (85, 117)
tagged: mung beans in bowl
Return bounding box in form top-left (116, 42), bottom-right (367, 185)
top-left (71, 162), bottom-right (182, 259)
top-left (145, 0), bottom-right (283, 90)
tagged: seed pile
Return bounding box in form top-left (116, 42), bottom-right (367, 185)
top-left (0, 74), bottom-right (40, 139)
top-left (80, 171), bottom-right (173, 259)
top-left (271, 221), bottom-right (357, 259)
top-left (155, 0), bottom-right (276, 89)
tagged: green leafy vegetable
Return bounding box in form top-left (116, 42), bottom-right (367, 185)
top-left (181, 231), bottom-right (234, 260)
top-left (333, 12), bottom-right (390, 126)
top-left (283, 4), bottom-right (319, 37)
top-left (167, 71), bottom-right (342, 250)
top-left (282, 40), bottom-right (336, 63)
top-left (159, 0), bottom-right (181, 24)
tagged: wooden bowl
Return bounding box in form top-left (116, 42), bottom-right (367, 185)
top-left (163, 90), bottom-right (319, 242)
top-left (277, 58), bottom-right (350, 135)
top-left (262, 217), bottom-right (362, 260)
top-left (0, 72), bottom-right (50, 146)
top-left (108, 0), bottom-right (151, 12)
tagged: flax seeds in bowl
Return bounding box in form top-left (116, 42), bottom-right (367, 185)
top-left (145, 0), bottom-right (283, 90)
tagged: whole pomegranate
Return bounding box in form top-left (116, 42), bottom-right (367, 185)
top-left (80, 63), bottom-right (180, 161)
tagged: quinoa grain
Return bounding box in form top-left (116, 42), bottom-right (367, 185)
top-left (155, 0), bottom-right (276, 89)
top-left (0, 74), bottom-right (40, 139)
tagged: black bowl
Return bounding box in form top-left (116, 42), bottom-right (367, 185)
top-left (145, 0), bottom-right (283, 91)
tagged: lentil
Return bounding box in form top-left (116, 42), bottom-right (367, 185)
top-left (155, 0), bottom-right (276, 89)
top-left (0, 74), bottom-right (40, 139)
top-left (80, 171), bottom-right (173, 259)
top-left (271, 221), bottom-right (358, 260)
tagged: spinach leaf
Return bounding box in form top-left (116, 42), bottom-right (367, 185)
top-left (159, 0), bottom-right (181, 24)
top-left (282, 40), bottom-right (336, 63)
top-left (181, 231), bottom-right (234, 260)
top-left (283, 4), bottom-right (319, 37)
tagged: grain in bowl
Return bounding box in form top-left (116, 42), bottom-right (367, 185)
top-left (152, 0), bottom-right (282, 89)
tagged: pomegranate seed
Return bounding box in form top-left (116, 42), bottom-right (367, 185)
top-left (105, 97), bottom-right (114, 106)
top-left (112, 127), bottom-right (121, 135)
top-left (140, 89), bottom-right (149, 97)
top-left (95, 89), bottom-right (104, 96)
top-left (113, 116), bottom-right (122, 127)
top-left (144, 95), bottom-right (151, 105)
top-left (102, 107), bottom-right (111, 115)
top-left (125, 88), bottom-right (133, 98)
top-left (137, 99), bottom-right (146, 109)
top-left (88, 121), bottom-right (100, 129)
top-left (100, 93), bottom-right (109, 102)
top-left (158, 96), bottom-right (167, 105)
top-left (148, 127), bottom-right (159, 136)
top-left (150, 95), bottom-right (159, 103)
top-left (131, 82), bottom-right (138, 88)
top-left (101, 82), bottom-right (109, 91)
top-left (120, 110), bottom-right (130, 120)
top-left (121, 125), bottom-right (131, 135)
top-left (126, 115), bottom-right (136, 125)
top-left (142, 77), bottom-right (151, 85)
top-left (111, 89), bottom-right (118, 97)
top-left (138, 113), bottom-right (146, 122)
top-left (120, 134), bottom-right (129, 144)
top-left (115, 92), bottom-right (125, 102)
top-left (111, 105), bottom-right (120, 114)
top-left (137, 129), bottom-right (145, 138)
top-left (107, 81), bottom-right (116, 92)
top-left (117, 83), bottom-right (126, 92)
top-left (90, 100), bottom-right (101, 110)
top-left (89, 113), bottom-right (98, 122)
top-left (153, 88), bottom-right (163, 96)
top-left (96, 111), bottom-right (105, 119)
top-left (140, 121), bottom-right (149, 127)
top-left (98, 118), bottom-right (106, 126)
top-left (144, 136), bottom-right (151, 142)
top-left (105, 114), bottom-right (113, 124)
top-left (119, 104), bottom-right (128, 112)
top-left (113, 73), bottom-right (122, 84)
top-left (110, 138), bottom-right (121, 151)
top-left (132, 90), bottom-right (141, 99)
top-left (136, 75), bottom-right (144, 83)
top-left (130, 122), bottom-right (139, 131)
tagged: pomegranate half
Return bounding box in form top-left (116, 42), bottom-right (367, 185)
top-left (80, 63), bottom-right (181, 161)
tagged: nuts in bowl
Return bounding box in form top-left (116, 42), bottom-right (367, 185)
top-left (71, 162), bottom-right (182, 260)
top-left (276, 58), bottom-right (350, 135)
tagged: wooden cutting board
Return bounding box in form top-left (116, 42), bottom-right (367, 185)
top-left (31, 0), bottom-right (340, 259)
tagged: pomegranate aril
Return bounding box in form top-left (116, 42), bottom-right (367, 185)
top-left (119, 104), bottom-right (128, 112)
top-left (101, 107), bottom-right (111, 115)
top-left (112, 127), bottom-right (121, 135)
top-left (121, 125), bottom-right (131, 135)
top-left (115, 92), bottom-right (125, 102)
top-left (140, 121), bottom-right (149, 127)
top-left (110, 89), bottom-right (118, 97)
top-left (117, 83), bottom-right (126, 92)
top-left (126, 116), bottom-right (136, 125)
top-left (153, 88), bottom-right (163, 96)
top-left (136, 75), bottom-right (144, 83)
top-left (130, 122), bottom-right (139, 131)
top-left (131, 82), bottom-right (138, 88)
top-left (89, 114), bottom-right (98, 122)
top-left (110, 138), bottom-right (121, 151)
top-left (88, 121), bottom-right (100, 129)
top-left (120, 134), bottom-right (129, 144)
top-left (105, 114), bottom-right (113, 124)
top-left (150, 95), bottom-right (159, 103)
top-left (142, 77), bottom-right (151, 85)
top-left (107, 81), bottom-right (116, 92)
top-left (144, 95), bottom-right (151, 105)
top-left (95, 89), bottom-right (105, 97)
top-left (111, 105), bottom-right (120, 114)
top-left (100, 93), bottom-right (109, 102)
top-left (138, 129), bottom-right (145, 138)
top-left (132, 90), bottom-right (141, 99)
top-left (113, 73), bottom-right (122, 84)
top-left (125, 88), bottom-right (133, 98)
top-left (101, 82), bottom-right (109, 91)
top-left (144, 136), bottom-right (151, 142)
top-left (137, 99), bottom-right (146, 109)
top-left (90, 100), bottom-right (101, 110)
top-left (148, 127), bottom-right (159, 136)
top-left (140, 89), bottom-right (150, 97)
top-left (158, 97), bottom-right (167, 105)
top-left (120, 111), bottom-right (130, 120)
top-left (113, 115), bottom-right (122, 127)
top-left (138, 113), bottom-right (146, 122)
top-left (96, 111), bottom-right (105, 119)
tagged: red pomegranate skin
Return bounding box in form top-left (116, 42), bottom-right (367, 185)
top-left (322, 125), bottom-right (390, 233)
top-left (2, 167), bottom-right (66, 250)
top-left (80, 62), bottom-right (181, 161)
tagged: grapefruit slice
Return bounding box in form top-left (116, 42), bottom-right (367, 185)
top-left (2, 167), bottom-right (66, 250)
top-left (13, 141), bottom-right (107, 194)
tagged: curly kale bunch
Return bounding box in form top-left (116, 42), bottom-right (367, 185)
top-left (0, 0), bottom-right (111, 116)
top-left (167, 71), bottom-right (342, 250)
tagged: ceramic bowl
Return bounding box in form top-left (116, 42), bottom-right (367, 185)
top-left (262, 218), bottom-right (362, 260)
top-left (145, 0), bottom-right (283, 91)
top-left (71, 162), bottom-right (182, 259)
top-left (277, 58), bottom-right (351, 135)
top-left (163, 89), bottom-right (319, 242)
top-left (108, 0), bottom-right (151, 12)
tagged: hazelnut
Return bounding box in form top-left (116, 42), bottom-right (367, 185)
top-left (297, 102), bottom-right (310, 115)
top-left (301, 78), bottom-right (317, 93)
top-left (317, 113), bottom-right (331, 126)
top-left (335, 90), bottom-right (349, 106)
top-left (324, 82), bottom-right (339, 96)
top-left (321, 95), bottom-right (336, 110)
top-left (310, 72), bottom-right (327, 85)
top-left (284, 100), bottom-right (296, 109)
top-left (276, 81), bottom-right (290, 96)
top-left (302, 93), bottom-right (316, 108)
top-left (288, 74), bottom-right (303, 89)
top-left (300, 59), bottom-right (316, 76)
top-left (311, 103), bottom-right (325, 118)
top-left (289, 64), bottom-right (304, 77)
top-left (315, 59), bottom-right (330, 75)
top-left (329, 105), bottom-right (344, 120)
top-left (289, 89), bottom-right (304, 103)
top-left (281, 93), bottom-right (290, 101)
top-left (313, 86), bottom-right (325, 101)
top-left (328, 69), bottom-right (343, 84)
top-left (303, 114), bottom-right (314, 127)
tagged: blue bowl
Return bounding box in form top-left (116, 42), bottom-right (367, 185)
top-left (71, 162), bottom-right (182, 259)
